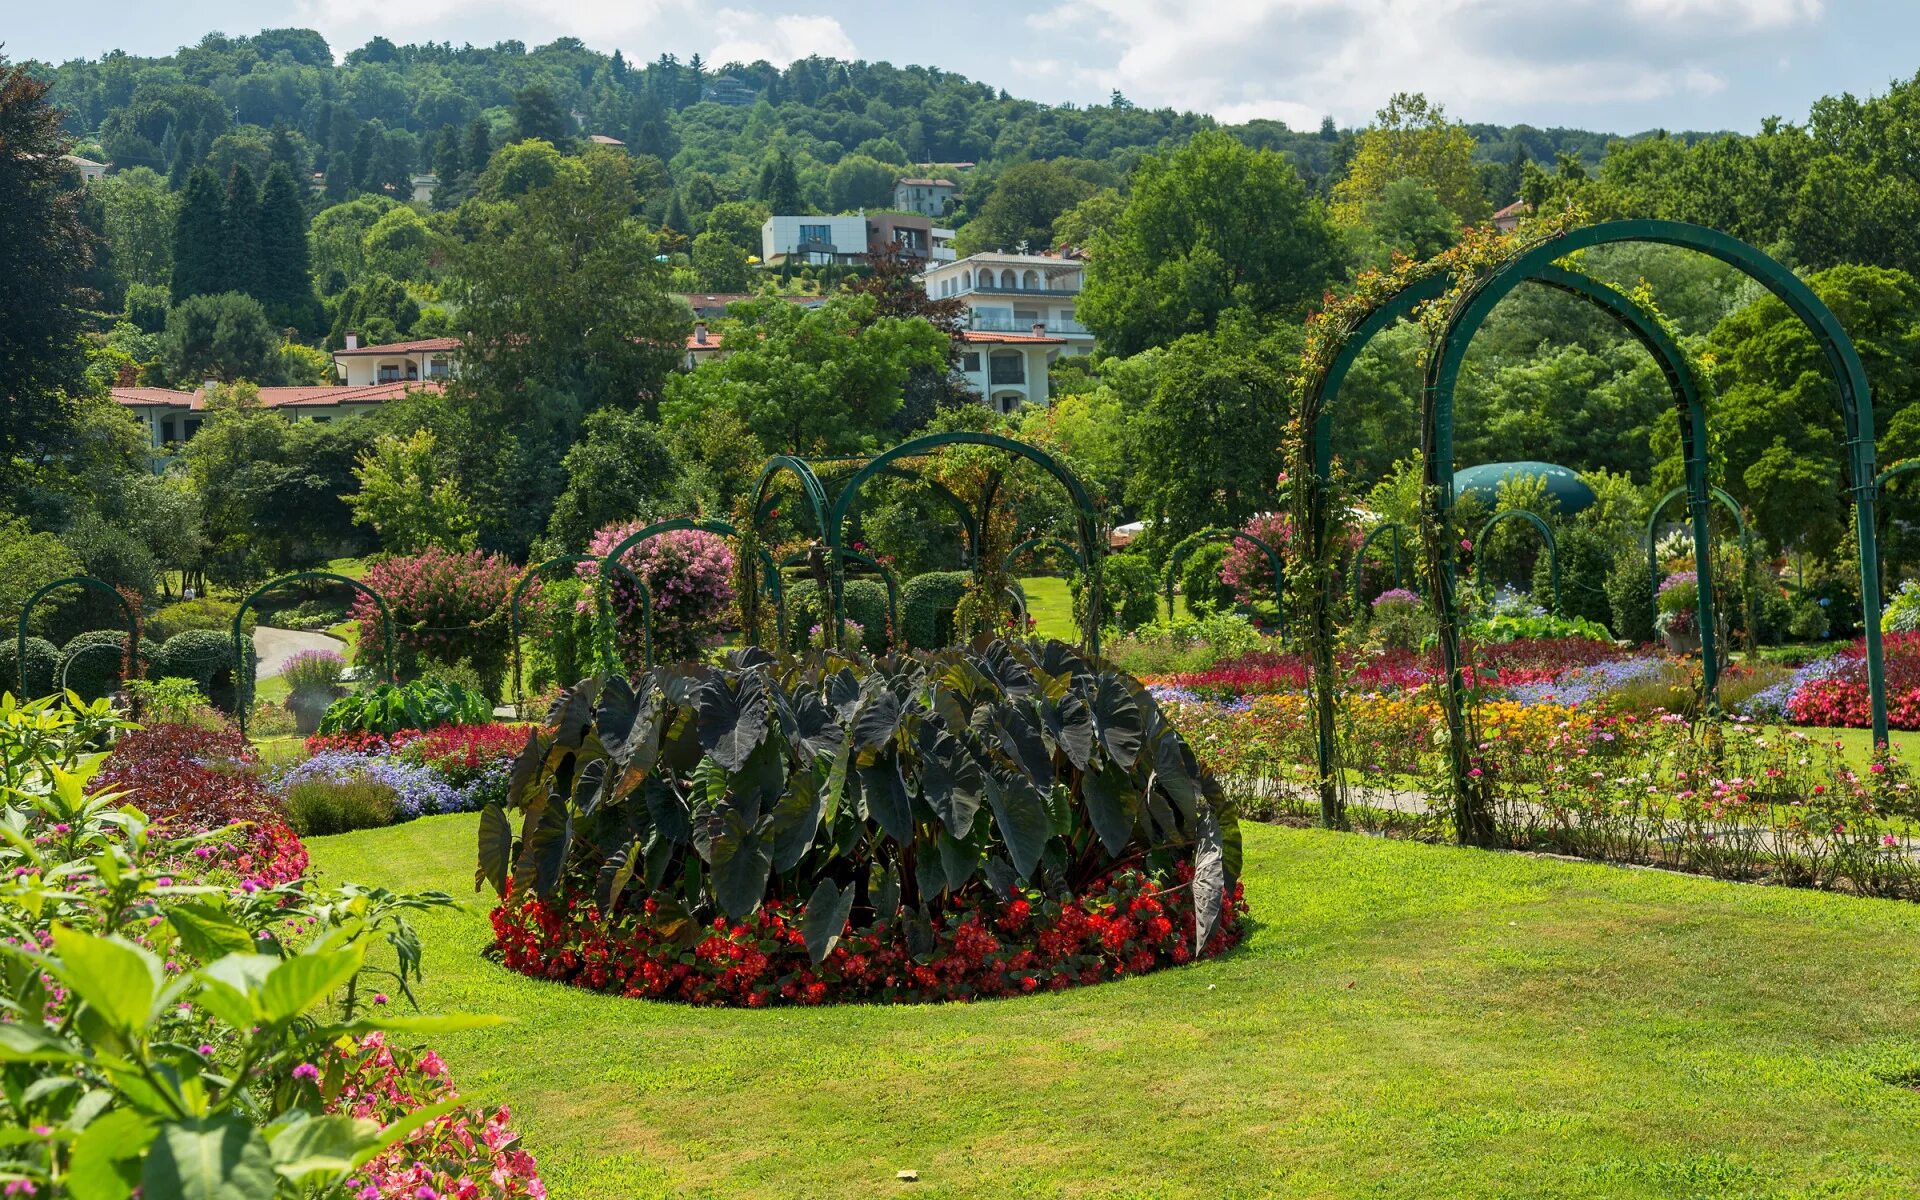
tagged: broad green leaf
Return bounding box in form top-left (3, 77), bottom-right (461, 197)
top-left (139, 1116), bottom-right (276, 1200)
top-left (850, 678), bottom-right (902, 751)
top-left (266, 1114), bottom-right (380, 1182)
top-left (166, 904), bottom-right (255, 963)
top-left (708, 812), bottom-right (772, 920)
top-left (50, 927), bottom-right (161, 1035)
top-left (1087, 674), bottom-right (1144, 768)
top-left (768, 768), bottom-right (824, 873)
top-left (67, 1109), bottom-right (156, 1200)
top-left (1191, 804), bottom-right (1226, 954)
top-left (984, 771), bottom-right (1052, 881)
top-left (857, 756), bottom-right (914, 844)
top-left (594, 840), bottom-right (640, 914)
top-left (475, 802), bottom-right (513, 897)
top-left (259, 944), bottom-right (365, 1024)
top-left (801, 877), bottom-right (857, 964)
top-left (936, 830), bottom-right (980, 890)
top-left (0, 1022), bottom-right (80, 1063)
top-left (517, 797), bottom-right (572, 899)
top-left (915, 721), bottom-right (981, 839)
top-left (694, 670), bottom-right (769, 773)
top-left (192, 954), bottom-right (277, 1030)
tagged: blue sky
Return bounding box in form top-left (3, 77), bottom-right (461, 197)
top-left (9, 0), bottom-right (1919, 133)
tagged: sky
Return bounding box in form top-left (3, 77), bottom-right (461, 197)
top-left (8, 0), bottom-right (1920, 133)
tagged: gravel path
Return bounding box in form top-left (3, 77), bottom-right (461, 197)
top-left (252, 626), bottom-right (346, 680)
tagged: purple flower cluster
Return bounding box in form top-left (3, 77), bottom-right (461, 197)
top-left (1372, 588), bottom-right (1420, 610)
top-left (1504, 656), bottom-right (1667, 707)
top-left (273, 751), bottom-right (466, 820)
top-left (1733, 652), bottom-right (1850, 721)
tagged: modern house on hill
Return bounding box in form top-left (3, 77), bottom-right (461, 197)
top-left (760, 213), bottom-right (955, 266)
top-left (333, 335), bottom-right (460, 386)
top-left (893, 177), bottom-right (957, 218)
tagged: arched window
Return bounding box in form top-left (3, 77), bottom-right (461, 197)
top-left (963, 269), bottom-right (972, 288)
top-left (1022, 269), bottom-right (1040, 290)
top-left (1000, 269), bottom-right (1017, 288)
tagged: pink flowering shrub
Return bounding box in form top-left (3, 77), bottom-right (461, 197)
top-left (353, 548), bottom-right (524, 696)
top-left (579, 523), bottom-right (735, 665)
top-left (1220, 513), bottom-right (1292, 605)
top-left (327, 1033), bottom-right (546, 1199)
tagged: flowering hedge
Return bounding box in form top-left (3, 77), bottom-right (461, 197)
top-left (582, 522), bottom-right (735, 666)
top-left (276, 723), bottom-right (531, 825)
top-left (94, 721), bottom-right (308, 886)
top-left (491, 864), bottom-right (1246, 1006)
top-left (353, 547), bottom-right (524, 694)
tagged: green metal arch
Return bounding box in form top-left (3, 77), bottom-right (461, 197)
top-left (1874, 459), bottom-right (1920, 494)
top-left (1646, 484), bottom-right (1749, 598)
top-left (825, 432), bottom-right (1104, 655)
top-left (1473, 510), bottom-right (1560, 613)
top-left (601, 516), bottom-right (789, 651)
top-left (1349, 522), bottom-right (1415, 614)
top-left (1645, 483), bottom-right (1759, 658)
top-left (809, 458), bottom-right (983, 570)
top-left (748, 455), bottom-right (834, 546)
top-left (233, 571), bottom-right (394, 736)
top-left (1162, 528), bottom-right (1285, 622)
top-left (508, 555), bottom-right (650, 704)
top-left (1003, 535), bottom-right (1085, 575)
top-left (16, 576), bottom-right (141, 697)
top-left (833, 548), bottom-right (901, 647)
top-left (1428, 220), bottom-right (1886, 742)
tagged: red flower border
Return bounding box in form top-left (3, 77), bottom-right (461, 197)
top-left (488, 865), bottom-right (1248, 1007)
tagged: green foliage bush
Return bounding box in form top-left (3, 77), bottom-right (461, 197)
top-left (478, 640), bottom-right (1241, 958)
top-left (784, 578), bottom-right (891, 652)
top-left (1071, 553), bottom-right (1158, 633)
top-left (1604, 548), bottom-right (1656, 643)
top-left (900, 571), bottom-right (970, 650)
top-left (152, 629), bottom-right (248, 711)
top-left (1467, 611), bottom-right (1614, 644)
top-left (1102, 613), bottom-right (1270, 675)
top-left (57, 631), bottom-right (158, 701)
top-left (1532, 523), bottom-right (1616, 627)
top-left (145, 596), bottom-right (254, 643)
top-left (282, 778), bottom-right (401, 836)
top-left (320, 678), bottom-right (492, 735)
top-left (0, 637), bottom-right (58, 697)
top-left (1179, 543), bottom-right (1236, 616)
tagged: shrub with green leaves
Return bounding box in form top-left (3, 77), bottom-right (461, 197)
top-left (0, 636), bottom-right (59, 698)
top-left (1071, 553), bottom-right (1158, 633)
top-left (320, 677), bottom-right (493, 735)
top-left (146, 596), bottom-right (254, 643)
top-left (899, 572), bottom-right (1025, 650)
top-left (783, 578), bottom-right (891, 652)
top-left (284, 777), bottom-right (402, 835)
top-left (477, 639), bottom-right (1242, 965)
top-left (57, 630), bottom-right (158, 701)
top-left (153, 628), bottom-right (249, 711)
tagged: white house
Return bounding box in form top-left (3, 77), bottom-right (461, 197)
top-left (112, 381), bottom-right (440, 462)
top-left (760, 214), bottom-right (872, 265)
top-left (61, 154), bottom-right (108, 182)
top-left (409, 174), bottom-right (439, 204)
top-left (956, 329), bottom-right (1066, 414)
top-left (332, 335), bottom-right (460, 386)
top-left (893, 177), bottom-right (957, 218)
top-left (917, 252), bottom-right (1094, 355)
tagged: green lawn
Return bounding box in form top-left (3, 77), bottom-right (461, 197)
top-left (310, 816), bottom-right (1920, 1199)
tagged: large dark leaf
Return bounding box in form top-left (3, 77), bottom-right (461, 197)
top-left (548, 679), bottom-right (599, 749)
top-left (595, 676), bottom-right (640, 757)
top-left (572, 758), bottom-right (609, 818)
top-left (984, 770), bottom-right (1052, 881)
top-left (914, 721), bottom-right (982, 839)
top-left (727, 646), bottom-right (777, 670)
top-left (1040, 690), bottom-right (1094, 772)
top-left (1087, 674), bottom-right (1144, 768)
top-left (914, 837), bottom-right (949, 900)
top-left (1191, 804), bottom-right (1226, 954)
top-left (695, 670), bottom-right (770, 773)
top-left (976, 639), bottom-right (1035, 696)
top-left (643, 777), bottom-right (690, 845)
top-left (858, 754), bottom-right (914, 844)
top-left (1150, 718), bottom-right (1200, 827)
top-left (825, 667), bottom-right (863, 720)
top-left (1037, 639), bottom-right (1090, 683)
top-left (518, 797), bottom-right (572, 899)
top-left (984, 854), bottom-right (1018, 900)
top-left (474, 803), bottom-right (513, 897)
top-left (850, 678), bottom-right (903, 752)
top-left (936, 830), bottom-right (979, 890)
top-left (993, 703), bottom-right (1053, 786)
top-left (594, 840), bottom-right (641, 914)
top-left (801, 877), bottom-right (857, 964)
top-left (872, 863), bottom-right (901, 919)
top-left (786, 688), bottom-right (845, 762)
top-left (708, 812), bottom-right (773, 920)
top-left (769, 768), bottom-right (824, 872)
top-left (1080, 762), bottom-right (1141, 856)
top-left (600, 678), bottom-right (661, 773)
top-left (504, 728), bottom-right (543, 810)
top-left (726, 735), bottom-right (788, 827)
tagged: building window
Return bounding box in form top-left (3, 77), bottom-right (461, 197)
top-left (1022, 269), bottom-right (1040, 289)
top-left (961, 352), bottom-right (981, 372)
top-left (428, 356), bottom-right (449, 378)
top-left (988, 351), bottom-right (1024, 385)
top-left (799, 224), bottom-right (829, 244)
top-left (996, 394), bottom-right (1022, 415)
top-left (963, 270), bottom-right (972, 288)
top-left (1000, 269), bottom-right (1017, 288)
top-left (377, 364), bottom-right (401, 383)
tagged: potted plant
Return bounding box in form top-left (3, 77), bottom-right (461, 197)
top-left (281, 648), bottom-right (347, 734)
top-left (1655, 572), bottom-right (1701, 653)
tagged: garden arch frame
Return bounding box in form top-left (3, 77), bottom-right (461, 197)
top-left (825, 432), bottom-right (1104, 654)
top-left (808, 456), bottom-right (983, 573)
top-left (779, 548), bottom-right (902, 649)
top-left (508, 555), bottom-right (652, 705)
top-left (1645, 484), bottom-right (1757, 656)
top-left (15, 576), bottom-right (141, 697)
top-left (233, 571), bottom-right (395, 736)
top-left (1472, 510), bottom-right (1560, 613)
top-left (1423, 219), bottom-right (1890, 834)
top-left (1300, 245), bottom-right (1735, 826)
top-left (601, 517), bottom-right (789, 652)
top-left (1161, 528), bottom-right (1286, 623)
top-left (1349, 522), bottom-right (1415, 615)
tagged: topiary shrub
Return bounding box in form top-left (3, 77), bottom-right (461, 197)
top-left (479, 639), bottom-right (1247, 1006)
top-left (1180, 543), bottom-right (1235, 616)
top-left (900, 571), bottom-right (970, 649)
top-left (153, 629), bottom-right (250, 711)
top-left (783, 578), bottom-right (891, 652)
top-left (57, 631), bottom-right (158, 701)
top-left (1071, 553), bottom-right (1158, 633)
top-left (1532, 522), bottom-right (1616, 627)
top-left (0, 637), bottom-right (59, 697)
top-left (1604, 547), bottom-right (1655, 644)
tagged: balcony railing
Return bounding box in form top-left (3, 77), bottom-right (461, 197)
top-left (969, 315), bottom-right (1091, 335)
top-left (965, 283), bottom-right (1081, 296)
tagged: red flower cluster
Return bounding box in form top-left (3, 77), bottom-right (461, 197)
top-left (488, 865), bottom-right (1247, 1007)
top-left (1787, 632), bottom-right (1920, 731)
top-left (97, 722), bottom-right (308, 886)
top-left (398, 723), bottom-right (529, 783)
top-left (303, 728), bottom-right (427, 757)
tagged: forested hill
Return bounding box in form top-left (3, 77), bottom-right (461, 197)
top-left (28, 28), bottom-right (1641, 211)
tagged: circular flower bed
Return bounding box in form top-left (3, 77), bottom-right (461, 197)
top-left (477, 640), bottom-right (1248, 1006)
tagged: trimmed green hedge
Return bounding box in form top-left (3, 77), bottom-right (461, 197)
top-left (783, 578), bottom-right (892, 651)
top-left (900, 572), bottom-right (1024, 650)
top-left (57, 631), bottom-right (159, 701)
top-left (0, 637), bottom-right (58, 697)
top-left (152, 629), bottom-right (250, 711)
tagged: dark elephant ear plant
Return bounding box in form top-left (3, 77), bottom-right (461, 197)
top-left (476, 638), bottom-right (1248, 1004)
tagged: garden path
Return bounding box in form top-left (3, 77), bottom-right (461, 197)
top-left (252, 626), bottom-right (345, 680)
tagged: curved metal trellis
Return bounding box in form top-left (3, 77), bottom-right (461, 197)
top-left (1349, 522), bottom-right (1416, 615)
top-left (16, 575), bottom-right (142, 697)
top-left (1472, 510), bottom-right (1560, 614)
top-left (508, 555), bottom-right (653, 706)
top-left (807, 456), bottom-right (984, 572)
top-left (1161, 528), bottom-right (1286, 623)
top-left (233, 571), bottom-right (396, 736)
top-left (599, 516), bottom-right (789, 653)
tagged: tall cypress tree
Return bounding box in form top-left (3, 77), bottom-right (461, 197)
top-left (464, 117), bottom-right (492, 179)
top-left (323, 150), bottom-right (351, 203)
top-left (269, 122), bottom-right (302, 175)
top-left (350, 125), bottom-right (378, 193)
top-left (169, 166), bottom-right (227, 302)
top-left (221, 164), bottom-right (263, 301)
top-left (756, 147), bottom-right (804, 214)
top-left (257, 162), bottom-right (315, 327)
top-left (431, 125), bottom-right (463, 183)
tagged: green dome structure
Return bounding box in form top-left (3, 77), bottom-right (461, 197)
top-left (1451, 461), bottom-right (1595, 516)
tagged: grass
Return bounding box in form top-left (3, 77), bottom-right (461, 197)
top-left (311, 815), bottom-right (1920, 1199)
top-left (1018, 575), bottom-right (1077, 641)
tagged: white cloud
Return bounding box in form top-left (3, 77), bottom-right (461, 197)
top-left (1027, 0), bottom-right (1825, 126)
top-left (707, 10), bottom-right (855, 65)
